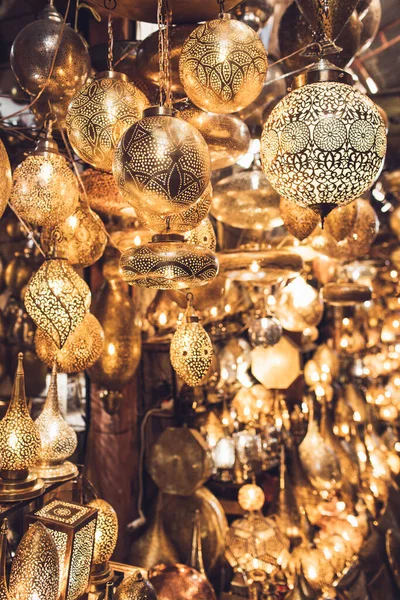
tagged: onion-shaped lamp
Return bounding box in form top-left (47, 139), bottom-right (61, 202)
top-left (9, 522), bottom-right (60, 600)
top-left (261, 59), bottom-right (386, 220)
top-left (115, 571), bottom-right (158, 600)
top-left (0, 353), bottom-right (44, 502)
top-left (10, 119), bottom-right (79, 226)
top-left (120, 233), bottom-right (219, 290)
top-left (87, 499), bottom-right (119, 590)
top-left (113, 106), bottom-right (211, 217)
top-left (66, 71), bottom-right (148, 172)
top-left (24, 253), bottom-right (91, 349)
top-left (0, 140), bottom-right (12, 220)
top-left (34, 312), bottom-right (104, 374)
top-left (34, 363), bottom-right (78, 482)
top-left (170, 294), bottom-right (214, 387)
top-left (179, 14), bottom-right (268, 114)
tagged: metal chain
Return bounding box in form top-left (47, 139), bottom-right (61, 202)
top-left (107, 11), bottom-right (114, 71)
top-left (218, 0), bottom-right (225, 17)
top-left (157, 0), bottom-right (172, 107)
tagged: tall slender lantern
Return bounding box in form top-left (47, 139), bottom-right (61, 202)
top-left (0, 354), bottom-right (44, 501)
top-left (87, 499), bottom-right (119, 590)
top-left (34, 363), bottom-right (78, 482)
top-left (26, 500), bottom-right (98, 600)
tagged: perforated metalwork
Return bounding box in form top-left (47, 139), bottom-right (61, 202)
top-left (170, 320), bottom-right (213, 386)
top-left (184, 218), bottom-right (216, 250)
top-left (0, 140), bottom-right (11, 217)
top-left (179, 17), bottom-right (268, 114)
top-left (261, 82), bottom-right (386, 209)
top-left (89, 499), bottom-right (118, 564)
top-left (68, 521), bottom-right (96, 600)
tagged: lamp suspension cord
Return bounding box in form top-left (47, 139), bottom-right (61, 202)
top-left (107, 11), bottom-right (114, 71)
top-left (157, 0), bottom-right (172, 107)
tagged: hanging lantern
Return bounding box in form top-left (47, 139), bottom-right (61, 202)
top-left (248, 313), bottom-right (282, 348)
top-left (34, 364), bottom-right (78, 482)
top-left (280, 197), bottom-right (319, 241)
top-left (211, 161), bottom-right (282, 231)
top-left (10, 121), bottom-right (79, 227)
top-left (41, 203), bottom-right (108, 268)
top-left (275, 277), bottom-right (324, 332)
top-left (219, 249), bottom-right (302, 283)
top-left (10, 2), bottom-right (90, 105)
top-left (88, 499), bottom-right (118, 590)
top-left (233, 0), bottom-right (273, 32)
top-left (322, 281), bottom-right (372, 305)
top-left (26, 500), bottom-right (97, 600)
top-left (0, 353), bottom-right (43, 501)
top-left (0, 140), bottom-right (11, 219)
top-left (35, 312), bottom-right (104, 373)
top-left (184, 218), bottom-right (216, 251)
top-left (251, 336), bottom-right (301, 390)
top-left (66, 71), bottom-right (148, 172)
top-left (9, 522), bottom-right (60, 600)
top-left (113, 106), bottom-right (211, 217)
top-left (261, 60), bottom-right (386, 220)
top-left (170, 294), bottom-right (213, 387)
top-left (25, 255), bottom-right (91, 349)
top-left (238, 483), bottom-right (265, 512)
top-left (324, 201), bottom-right (359, 242)
top-left (179, 14), bottom-right (268, 114)
top-left (177, 101), bottom-right (251, 170)
top-left (120, 233), bottom-right (218, 290)
top-left (135, 183), bottom-right (212, 234)
top-left (81, 169), bottom-right (136, 217)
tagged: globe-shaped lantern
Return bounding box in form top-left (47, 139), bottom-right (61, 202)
top-left (261, 60), bottom-right (386, 220)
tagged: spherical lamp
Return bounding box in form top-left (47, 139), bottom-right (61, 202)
top-left (184, 218), bottom-right (216, 251)
top-left (35, 312), bottom-right (104, 374)
top-left (81, 169), bottom-right (135, 217)
top-left (261, 60), bottom-right (386, 219)
top-left (34, 363), bottom-right (78, 481)
top-left (113, 106), bottom-right (211, 217)
top-left (135, 183), bottom-right (212, 234)
top-left (88, 499), bottom-right (118, 589)
top-left (10, 128), bottom-right (79, 227)
top-left (10, 3), bottom-right (90, 105)
top-left (275, 277), bottom-right (324, 332)
top-left (248, 314), bottom-right (282, 348)
top-left (238, 483), bottom-right (265, 512)
top-left (120, 234), bottom-right (219, 290)
top-left (24, 256), bottom-right (91, 349)
top-left (0, 140), bottom-right (11, 219)
top-left (179, 15), bottom-right (268, 114)
top-left (66, 72), bottom-right (148, 172)
top-left (41, 203), bottom-right (108, 267)
top-left (115, 572), bottom-right (158, 600)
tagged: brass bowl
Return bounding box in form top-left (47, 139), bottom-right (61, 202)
top-left (149, 564), bottom-right (216, 600)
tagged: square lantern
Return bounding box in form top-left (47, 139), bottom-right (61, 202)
top-left (26, 499), bottom-right (98, 600)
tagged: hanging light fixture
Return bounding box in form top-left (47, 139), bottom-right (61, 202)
top-left (24, 251), bottom-right (91, 349)
top-left (34, 363), bottom-right (78, 482)
top-left (279, 197), bottom-right (320, 241)
top-left (248, 313), bottom-right (282, 348)
top-left (81, 169), bottom-right (136, 217)
top-left (87, 499), bottom-right (119, 590)
top-left (170, 293), bottom-right (214, 386)
top-left (35, 312), bottom-right (104, 374)
top-left (10, 117), bottom-right (79, 226)
top-left (41, 202), bottom-right (108, 268)
top-left (9, 522), bottom-right (60, 600)
top-left (261, 59), bottom-right (386, 221)
top-left (66, 15), bottom-right (148, 172)
top-left (184, 218), bottom-right (216, 251)
top-left (0, 140), bottom-right (11, 219)
top-left (120, 233), bottom-right (218, 290)
top-left (0, 353), bottom-right (44, 501)
top-left (275, 276), bottom-right (324, 332)
top-left (179, 1), bottom-right (268, 114)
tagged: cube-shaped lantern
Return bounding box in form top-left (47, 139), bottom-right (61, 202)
top-left (26, 499), bottom-right (98, 600)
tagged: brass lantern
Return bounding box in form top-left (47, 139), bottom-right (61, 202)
top-left (0, 140), bottom-right (11, 219)
top-left (26, 500), bottom-right (98, 600)
top-left (88, 499), bottom-right (119, 590)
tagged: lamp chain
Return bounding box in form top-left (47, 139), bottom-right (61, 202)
top-left (157, 0), bottom-right (172, 107)
top-left (218, 0), bottom-right (225, 17)
top-left (107, 12), bottom-right (114, 71)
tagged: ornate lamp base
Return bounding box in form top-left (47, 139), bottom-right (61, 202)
top-left (0, 471), bottom-right (45, 502)
top-left (33, 460), bottom-right (79, 483)
top-left (88, 562), bottom-right (115, 592)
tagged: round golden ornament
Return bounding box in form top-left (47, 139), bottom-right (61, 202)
top-left (9, 522), bottom-right (60, 600)
top-left (280, 197), bottom-right (319, 241)
top-left (184, 218), bottom-right (216, 251)
top-left (81, 169), bottom-right (135, 217)
top-left (211, 164), bottom-right (282, 231)
top-left (0, 140), bottom-right (11, 217)
top-left (24, 257), bottom-right (91, 349)
top-left (120, 234), bottom-right (219, 290)
top-left (66, 71), bottom-right (148, 173)
top-left (179, 15), bottom-right (268, 114)
top-left (238, 483), bottom-right (265, 512)
top-left (35, 312), bottom-right (104, 373)
top-left (177, 102), bottom-right (251, 170)
top-left (10, 134), bottom-right (79, 227)
top-left (261, 65), bottom-right (386, 217)
top-left (113, 106), bottom-right (211, 217)
top-left (135, 183), bottom-right (212, 234)
top-left (41, 203), bottom-right (108, 268)
top-left (10, 3), bottom-right (90, 104)
top-left (324, 201), bottom-right (358, 241)
top-left (115, 572), bottom-right (158, 600)
top-left (88, 499), bottom-right (118, 565)
top-left (275, 277), bottom-right (324, 332)
top-left (248, 314), bottom-right (282, 348)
